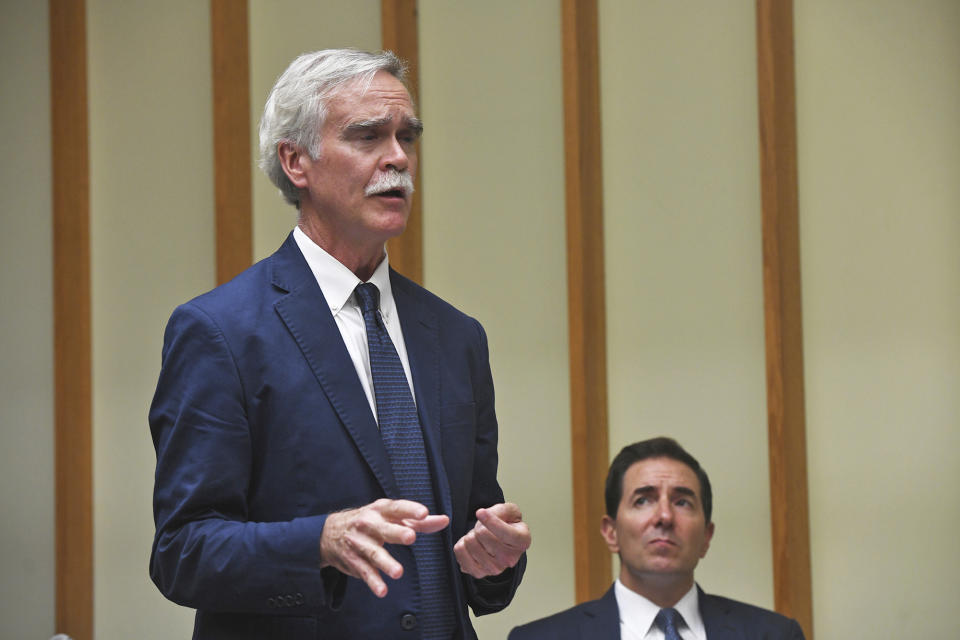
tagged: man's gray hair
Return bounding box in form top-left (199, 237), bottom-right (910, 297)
top-left (258, 49), bottom-right (408, 207)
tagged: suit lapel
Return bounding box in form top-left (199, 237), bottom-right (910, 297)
top-left (390, 271), bottom-right (455, 519)
top-left (699, 587), bottom-right (741, 640)
top-left (270, 234), bottom-right (399, 497)
top-left (580, 586), bottom-right (622, 639)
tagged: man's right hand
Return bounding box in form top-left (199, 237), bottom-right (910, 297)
top-left (320, 499), bottom-right (449, 598)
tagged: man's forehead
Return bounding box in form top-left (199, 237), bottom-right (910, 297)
top-left (624, 457), bottom-right (701, 494)
top-left (328, 73), bottom-right (414, 120)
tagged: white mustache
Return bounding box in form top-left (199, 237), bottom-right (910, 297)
top-left (365, 170), bottom-right (415, 197)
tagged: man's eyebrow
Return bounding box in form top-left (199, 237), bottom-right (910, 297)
top-left (406, 117), bottom-right (424, 136)
top-left (672, 486), bottom-right (697, 500)
top-left (629, 486), bottom-right (698, 499)
top-left (342, 117), bottom-right (390, 135)
top-left (342, 116), bottom-right (424, 136)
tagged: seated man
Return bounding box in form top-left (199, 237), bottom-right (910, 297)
top-left (510, 437), bottom-right (804, 639)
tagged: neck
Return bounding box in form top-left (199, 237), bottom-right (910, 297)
top-left (619, 570), bottom-right (694, 609)
top-left (297, 218), bottom-right (386, 281)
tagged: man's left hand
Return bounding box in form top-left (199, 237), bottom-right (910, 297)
top-left (454, 502), bottom-right (531, 579)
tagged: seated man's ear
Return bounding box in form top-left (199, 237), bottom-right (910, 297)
top-left (699, 521), bottom-right (715, 559)
top-left (600, 515), bottom-right (620, 554)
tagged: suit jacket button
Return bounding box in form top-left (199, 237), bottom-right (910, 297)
top-left (267, 597), bottom-right (276, 608)
top-left (400, 613), bottom-right (417, 631)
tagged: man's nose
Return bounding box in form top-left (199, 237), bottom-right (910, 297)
top-left (655, 498), bottom-right (674, 527)
top-left (380, 136), bottom-right (409, 172)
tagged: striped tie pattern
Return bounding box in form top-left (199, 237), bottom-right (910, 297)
top-left (355, 283), bottom-right (455, 639)
top-left (654, 607), bottom-right (683, 640)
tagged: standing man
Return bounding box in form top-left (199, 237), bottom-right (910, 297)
top-left (150, 49), bottom-right (529, 640)
top-left (509, 437), bottom-right (803, 639)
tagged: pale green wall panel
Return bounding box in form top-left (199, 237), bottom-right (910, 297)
top-left (88, 1), bottom-right (214, 637)
top-left (795, 1), bottom-right (960, 636)
top-left (0, 2), bottom-right (55, 638)
top-left (419, 1), bottom-right (572, 637)
top-left (600, 0), bottom-right (774, 609)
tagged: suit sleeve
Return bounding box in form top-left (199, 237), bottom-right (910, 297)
top-left (460, 319), bottom-right (527, 615)
top-left (149, 302), bottom-right (343, 614)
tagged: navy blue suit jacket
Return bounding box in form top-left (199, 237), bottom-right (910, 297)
top-left (508, 585), bottom-right (804, 640)
top-left (149, 234), bottom-right (524, 639)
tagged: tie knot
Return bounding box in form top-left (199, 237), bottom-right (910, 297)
top-left (355, 283), bottom-right (380, 315)
top-left (655, 608), bottom-right (683, 639)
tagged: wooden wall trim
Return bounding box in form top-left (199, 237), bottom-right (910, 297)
top-left (562, 0), bottom-right (611, 603)
top-left (381, 0), bottom-right (423, 284)
top-left (755, 1), bottom-right (814, 636)
top-left (211, 0), bottom-right (253, 284)
top-left (50, 0), bottom-right (93, 638)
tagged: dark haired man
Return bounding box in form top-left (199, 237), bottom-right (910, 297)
top-left (509, 437), bottom-right (804, 639)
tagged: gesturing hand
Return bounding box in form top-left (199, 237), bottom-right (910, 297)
top-left (454, 502), bottom-right (531, 579)
top-left (320, 498), bottom-right (449, 597)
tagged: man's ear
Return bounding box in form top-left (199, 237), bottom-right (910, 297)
top-left (700, 521), bottom-right (715, 559)
top-left (600, 515), bottom-right (619, 553)
top-left (277, 141), bottom-right (311, 189)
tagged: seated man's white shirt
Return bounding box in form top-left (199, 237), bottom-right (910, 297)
top-left (614, 579), bottom-right (706, 640)
top-left (293, 225), bottom-right (415, 422)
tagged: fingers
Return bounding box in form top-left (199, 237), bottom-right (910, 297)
top-left (378, 498), bottom-right (429, 521)
top-left (476, 506), bottom-right (530, 549)
top-left (340, 535), bottom-right (396, 597)
top-left (320, 499), bottom-right (450, 598)
top-left (480, 502), bottom-right (523, 523)
top-left (454, 503), bottom-right (532, 579)
top-left (405, 514), bottom-right (450, 533)
top-left (454, 531), bottom-right (496, 579)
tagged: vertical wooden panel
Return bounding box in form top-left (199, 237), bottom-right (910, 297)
top-left (49, 0), bottom-right (93, 638)
top-left (562, 0), bottom-right (611, 603)
top-left (382, 0), bottom-right (423, 283)
top-left (755, 1), bottom-right (813, 636)
top-left (211, 0), bottom-right (252, 284)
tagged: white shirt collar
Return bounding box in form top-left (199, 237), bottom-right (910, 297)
top-left (614, 579), bottom-right (706, 640)
top-left (292, 226), bottom-right (396, 320)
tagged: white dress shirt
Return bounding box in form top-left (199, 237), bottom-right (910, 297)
top-left (293, 226), bottom-right (415, 423)
top-left (614, 579), bottom-right (706, 640)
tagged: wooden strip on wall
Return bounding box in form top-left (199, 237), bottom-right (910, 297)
top-left (755, 1), bottom-right (814, 636)
top-left (49, 1), bottom-right (93, 638)
top-left (381, 0), bottom-right (423, 284)
top-left (211, 0), bottom-right (253, 284)
top-left (561, 0), bottom-right (611, 603)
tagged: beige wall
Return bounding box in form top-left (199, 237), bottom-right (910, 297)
top-left (88, 0), bottom-right (214, 636)
top-left (795, 1), bottom-right (960, 636)
top-left (0, 3), bottom-right (55, 638)
top-left (418, 1), bottom-right (572, 636)
top-left (600, 1), bottom-right (774, 609)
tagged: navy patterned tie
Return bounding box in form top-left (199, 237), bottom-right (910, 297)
top-left (655, 607), bottom-right (683, 640)
top-left (355, 283), bottom-right (455, 639)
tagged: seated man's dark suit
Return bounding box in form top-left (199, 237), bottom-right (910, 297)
top-left (149, 233), bottom-right (524, 639)
top-left (508, 585), bottom-right (804, 640)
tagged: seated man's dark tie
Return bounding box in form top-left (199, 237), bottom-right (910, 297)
top-left (654, 607), bottom-right (684, 640)
top-left (355, 283), bottom-right (455, 639)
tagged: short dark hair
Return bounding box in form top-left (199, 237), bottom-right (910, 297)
top-left (604, 437), bottom-right (713, 524)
